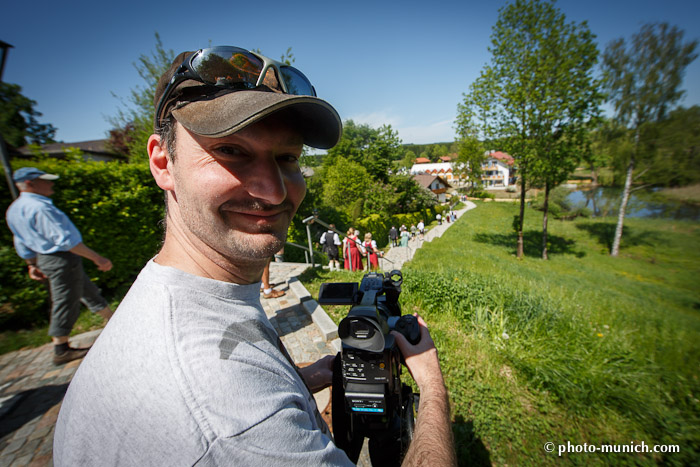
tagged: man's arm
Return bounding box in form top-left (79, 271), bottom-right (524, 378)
top-left (392, 315), bottom-right (457, 467)
top-left (70, 243), bottom-right (113, 272)
top-left (298, 355), bottom-right (334, 393)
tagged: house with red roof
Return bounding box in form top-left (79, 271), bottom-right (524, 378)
top-left (481, 151), bottom-right (515, 189)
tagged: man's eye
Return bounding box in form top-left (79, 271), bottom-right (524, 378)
top-left (215, 146), bottom-right (244, 157)
top-left (279, 154), bottom-right (300, 164)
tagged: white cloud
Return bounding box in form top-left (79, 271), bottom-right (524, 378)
top-left (347, 111), bottom-right (402, 128)
top-left (347, 111), bottom-right (456, 145)
top-left (397, 119), bottom-right (456, 145)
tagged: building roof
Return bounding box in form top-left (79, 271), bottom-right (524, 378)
top-left (488, 151), bottom-right (514, 166)
top-left (413, 174), bottom-right (452, 190)
top-left (414, 157), bottom-right (431, 164)
top-left (13, 139), bottom-right (122, 160)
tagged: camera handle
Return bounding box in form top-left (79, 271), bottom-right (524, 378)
top-left (390, 315), bottom-right (421, 345)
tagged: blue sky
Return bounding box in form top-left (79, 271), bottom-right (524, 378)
top-left (3, 0), bottom-right (699, 146)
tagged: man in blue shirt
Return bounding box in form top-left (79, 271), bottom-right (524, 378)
top-left (5, 167), bottom-right (114, 365)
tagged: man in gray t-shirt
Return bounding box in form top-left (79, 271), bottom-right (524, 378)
top-left (55, 46), bottom-right (456, 466)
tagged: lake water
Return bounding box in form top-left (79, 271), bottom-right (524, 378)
top-left (566, 187), bottom-right (700, 222)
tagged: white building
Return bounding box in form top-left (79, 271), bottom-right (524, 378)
top-left (409, 158), bottom-right (466, 186)
top-left (481, 151), bottom-right (515, 189)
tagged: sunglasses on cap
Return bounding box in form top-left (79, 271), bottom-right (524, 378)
top-left (154, 46), bottom-right (317, 131)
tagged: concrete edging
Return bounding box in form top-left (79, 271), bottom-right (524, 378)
top-left (287, 276), bottom-right (339, 343)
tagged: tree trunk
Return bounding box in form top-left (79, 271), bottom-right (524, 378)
top-left (517, 178), bottom-right (526, 258)
top-left (611, 155), bottom-right (634, 256)
top-left (542, 182), bottom-right (550, 260)
top-left (590, 163), bottom-right (598, 186)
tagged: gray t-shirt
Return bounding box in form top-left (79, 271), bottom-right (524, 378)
top-left (54, 260), bottom-right (352, 466)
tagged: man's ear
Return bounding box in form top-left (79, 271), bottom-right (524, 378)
top-left (148, 134), bottom-right (174, 191)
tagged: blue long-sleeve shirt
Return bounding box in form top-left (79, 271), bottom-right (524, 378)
top-left (5, 192), bottom-right (82, 260)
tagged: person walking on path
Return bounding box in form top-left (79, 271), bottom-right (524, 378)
top-left (345, 229), bottom-right (364, 271)
top-left (400, 226), bottom-right (410, 247)
top-left (417, 219), bottom-right (425, 240)
top-left (5, 167), bottom-right (114, 365)
top-left (54, 46), bottom-right (454, 466)
top-left (320, 223), bottom-right (342, 271)
top-left (388, 225), bottom-right (398, 247)
top-left (342, 227), bottom-right (353, 270)
top-left (362, 232), bottom-right (380, 271)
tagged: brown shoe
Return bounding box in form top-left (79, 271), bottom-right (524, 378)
top-left (263, 289), bottom-right (286, 299)
top-left (53, 347), bottom-right (89, 366)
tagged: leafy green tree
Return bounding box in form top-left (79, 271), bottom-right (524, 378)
top-left (454, 107), bottom-right (487, 189)
top-left (389, 174), bottom-right (437, 213)
top-left (324, 120), bottom-right (402, 182)
top-left (639, 106), bottom-right (700, 187)
top-left (587, 118), bottom-right (625, 185)
top-left (107, 33), bottom-right (175, 162)
top-left (0, 82), bottom-right (56, 148)
top-left (457, 0), bottom-right (601, 258)
top-left (322, 157), bottom-right (371, 219)
top-left (399, 149), bottom-right (416, 169)
top-left (602, 22), bottom-right (697, 256)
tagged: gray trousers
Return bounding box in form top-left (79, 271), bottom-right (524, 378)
top-left (36, 252), bottom-right (108, 337)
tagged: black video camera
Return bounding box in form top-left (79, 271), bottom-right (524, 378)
top-left (318, 270), bottom-right (420, 466)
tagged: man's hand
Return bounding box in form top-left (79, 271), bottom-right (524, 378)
top-left (391, 314), bottom-right (445, 393)
top-left (298, 355), bottom-right (335, 393)
top-left (391, 314), bottom-right (457, 466)
top-left (27, 264), bottom-right (47, 281)
top-left (94, 256), bottom-right (113, 272)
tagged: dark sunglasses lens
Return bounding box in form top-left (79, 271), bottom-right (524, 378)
top-left (279, 67), bottom-right (315, 96)
top-left (192, 49), bottom-right (264, 88)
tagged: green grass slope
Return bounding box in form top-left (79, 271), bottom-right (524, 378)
top-left (302, 201), bottom-right (700, 465)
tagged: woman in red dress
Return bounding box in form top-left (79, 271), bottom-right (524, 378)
top-left (363, 232), bottom-right (379, 271)
top-left (344, 229), bottom-right (364, 271)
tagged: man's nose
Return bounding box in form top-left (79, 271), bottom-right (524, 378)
top-left (243, 158), bottom-right (287, 205)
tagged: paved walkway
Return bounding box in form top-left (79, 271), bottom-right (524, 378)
top-left (379, 201), bottom-right (476, 271)
top-left (0, 203), bottom-right (475, 466)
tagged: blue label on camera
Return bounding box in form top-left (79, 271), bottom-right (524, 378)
top-left (351, 407), bottom-right (384, 413)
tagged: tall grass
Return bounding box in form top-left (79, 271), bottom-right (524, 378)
top-left (302, 201), bottom-right (700, 465)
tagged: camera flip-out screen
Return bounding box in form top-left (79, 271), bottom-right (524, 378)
top-left (318, 282), bottom-right (358, 305)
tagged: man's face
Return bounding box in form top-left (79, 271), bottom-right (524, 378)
top-left (167, 115), bottom-right (306, 263)
top-left (30, 178), bottom-right (54, 197)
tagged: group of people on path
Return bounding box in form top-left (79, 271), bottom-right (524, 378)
top-left (320, 225), bottom-right (380, 272)
top-left (389, 220), bottom-right (426, 248)
top-left (436, 211), bottom-right (457, 225)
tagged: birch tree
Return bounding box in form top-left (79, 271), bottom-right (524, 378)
top-left (602, 23), bottom-right (697, 256)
